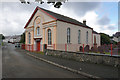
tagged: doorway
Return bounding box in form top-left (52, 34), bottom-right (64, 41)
top-left (37, 41), bottom-right (40, 51)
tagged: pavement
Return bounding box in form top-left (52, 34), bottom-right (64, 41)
top-left (19, 49), bottom-right (120, 79)
top-left (2, 43), bottom-right (87, 78)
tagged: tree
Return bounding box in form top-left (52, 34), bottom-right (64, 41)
top-left (100, 33), bottom-right (111, 45)
top-left (19, 0), bottom-right (68, 8)
top-left (20, 32), bottom-right (25, 44)
top-left (0, 34), bottom-right (5, 40)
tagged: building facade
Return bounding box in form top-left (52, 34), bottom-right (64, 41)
top-left (24, 7), bottom-right (100, 52)
top-left (112, 32), bottom-right (120, 43)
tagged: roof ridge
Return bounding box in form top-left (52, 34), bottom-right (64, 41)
top-left (25, 6), bottom-right (93, 30)
top-left (37, 6), bottom-right (83, 24)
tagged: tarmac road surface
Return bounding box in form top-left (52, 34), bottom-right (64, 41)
top-left (2, 43), bottom-right (86, 78)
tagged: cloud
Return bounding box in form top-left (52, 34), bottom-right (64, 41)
top-left (0, 2), bottom-right (118, 36)
top-left (107, 25), bottom-right (116, 30)
top-left (78, 11), bottom-right (117, 35)
top-left (0, 2), bottom-right (31, 36)
top-left (0, 2), bottom-right (50, 36)
top-left (97, 15), bottom-right (110, 25)
top-left (62, 2), bottom-right (101, 17)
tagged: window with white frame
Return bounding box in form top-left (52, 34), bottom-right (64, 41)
top-left (48, 29), bottom-right (52, 45)
top-left (67, 28), bottom-right (70, 43)
top-left (37, 27), bottom-right (40, 35)
top-left (86, 31), bottom-right (88, 44)
top-left (78, 30), bottom-right (81, 44)
top-left (28, 32), bottom-right (31, 44)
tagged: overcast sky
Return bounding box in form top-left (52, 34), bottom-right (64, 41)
top-left (0, 1), bottom-right (119, 36)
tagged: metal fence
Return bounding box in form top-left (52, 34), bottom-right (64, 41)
top-left (21, 43), bottom-right (120, 56)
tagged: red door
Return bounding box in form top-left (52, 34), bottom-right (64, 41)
top-left (37, 41), bottom-right (40, 51)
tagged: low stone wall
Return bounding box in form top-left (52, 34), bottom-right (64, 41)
top-left (45, 49), bottom-right (120, 67)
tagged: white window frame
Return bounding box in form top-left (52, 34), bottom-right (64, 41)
top-left (48, 29), bottom-right (52, 45)
top-left (37, 27), bottom-right (40, 35)
top-left (28, 32), bottom-right (31, 44)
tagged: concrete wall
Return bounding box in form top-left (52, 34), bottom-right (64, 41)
top-left (45, 49), bottom-right (120, 67)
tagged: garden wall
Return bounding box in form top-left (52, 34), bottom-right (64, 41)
top-left (45, 49), bottom-right (120, 67)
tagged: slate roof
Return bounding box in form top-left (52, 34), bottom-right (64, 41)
top-left (25, 6), bottom-right (93, 30)
top-left (39, 7), bottom-right (92, 29)
top-left (93, 30), bottom-right (99, 34)
top-left (113, 32), bottom-right (120, 38)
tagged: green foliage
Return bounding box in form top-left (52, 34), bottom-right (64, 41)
top-left (34, 51), bottom-right (44, 55)
top-left (2, 35), bottom-right (5, 39)
top-left (20, 32), bottom-right (25, 44)
top-left (100, 33), bottom-right (111, 45)
top-left (1, 42), bottom-right (3, 46)
top-left (104, 52), bottom-right (110, 55)
top-left (0, 34), bottom-right (5, 40)
top-left (112, 41), bottom-right (117, 45)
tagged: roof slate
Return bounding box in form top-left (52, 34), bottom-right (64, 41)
top-left (93, 30), bottom-right (99, 34)
top-left (39, 7), bottom-right (92, 29)
top-left (24, 6), bottom-right (93, 29)
top-left (113, 32), bottom-right (120, 38)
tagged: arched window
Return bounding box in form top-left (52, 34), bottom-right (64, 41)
top-left (78, 30), bottom-right (81, 44)
top-left (86, 31), bottom-right (88, 44)
top-left (48, 29), bottom-right (52, 45)
top-left (28, 32), bottom-right (31, 44)
top-left (37, 27), bottom-right (40, 35)
top-left (67, 28), bottom-right (70, 43)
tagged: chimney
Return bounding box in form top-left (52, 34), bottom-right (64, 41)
top-left (83, 19), bottom-right (86, 25)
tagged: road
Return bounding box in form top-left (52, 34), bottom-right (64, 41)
top-left (2, 43), bottom-right (86, 78)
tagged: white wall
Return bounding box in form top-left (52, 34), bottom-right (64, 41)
top-left (112, 37), bottom-right (118, 42)
top-left (93, 33), bottom-right (101, 47)
top-left (56, 20), bottom-right (93, 51)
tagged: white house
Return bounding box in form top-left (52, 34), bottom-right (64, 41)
top-left (112, 32), bottom-right (120, 43)
top-left (3, 35), bottom-right (21, 43)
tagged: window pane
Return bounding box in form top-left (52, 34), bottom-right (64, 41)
top-left (28, 32), bottom-right (31, 44)
top-left (37, 27), bottom-right (40, 35)
top-left (86, 31), bottom-right (88, 44)
top-left (67, 28), bottom-right (70, 43)
top-left (78, 30), bottom-right (80, 43)
top-left (48, 29), bottom-right (52, 45)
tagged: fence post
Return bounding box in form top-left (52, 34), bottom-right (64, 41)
top-left (32, 44), bottom-right (33, 52)
top-left (65, 44), bottom-right (67, 51)
top-left (43, 44), bottom-right (47, 54)
top-left (25, 44), bottom-right (26, 50)
top-left (83, 44), bottom-right (84, 53)
top-left (29, 45), bottom-right (30, 51)
top-left (53, 44), bottom-right (55, 50)
top-left (111, 44), bottom-right (112, 56)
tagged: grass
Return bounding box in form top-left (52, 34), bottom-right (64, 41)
top-left (104, 52), bottom-right (111, 55)
top-left (0, 42), bottom-right (4, 46)
top-left (89, 51), bottom-right (111, 55)
top-left (33, 51), bottom-right (44, 55)
top-left (88, 51), bottom-right (100, 54)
